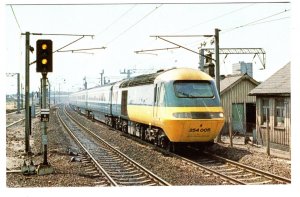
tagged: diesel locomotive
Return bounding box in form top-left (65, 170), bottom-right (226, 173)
top-left (69, 67), bottom-right (225, 152)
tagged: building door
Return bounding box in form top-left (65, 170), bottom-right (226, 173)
top-left (121, 90), bottom-right (128, 116)
top-left (246, 103), bottom-right (256, 133)
top-left (232, 103), bottom-right (244, 134)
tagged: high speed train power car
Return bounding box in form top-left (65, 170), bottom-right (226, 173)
top-left (69, 67), bottom-right (225, 152)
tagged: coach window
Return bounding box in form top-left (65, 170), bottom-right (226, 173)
top-left (121, 90), bottom-right (128, 116)
top-left (154, 85), bottom-right (157, 104)
top-left (275, 98), bottom-right (285, 127)
top-left (261, 98), bottom-right (270, 126)
top-left (174, 81), bottom-right (214, 98)
top-left (158, 84), bottom-right (165, 106)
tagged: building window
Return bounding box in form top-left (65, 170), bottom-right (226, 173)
top-left (261, 98), bottom-right (270, 125)
top-left (275, 98), bottom-right (285, 127)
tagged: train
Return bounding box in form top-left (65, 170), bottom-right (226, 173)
top-left (69, 67), bottom-right (225, 152)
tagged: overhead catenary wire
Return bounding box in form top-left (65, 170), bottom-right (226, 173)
top-left (183, 8), bottom-right (290, 49)
top-left (10, 5), bottom-right (22, 33)
top-left (155, 3), bottom-right (256, 51)
top-left (29, 36), bottom-right (86, 65)
top-left (176, 4), bottom-right (251, 48)
top-left (175, 3), bottom-right (255, 34)
top-left (106, 4), bottom-right (163, 46)
top-left (95, 4), bottom-right (137, 36)
top-left (240, 16), bottom-right (290, 27)
top-left (222, 8), bottom-right (290, 33)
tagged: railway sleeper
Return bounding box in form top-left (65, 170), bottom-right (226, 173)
top-left (247, 180), bottom-right (273, 185)
top-left (117, 179), bottom-right (153, 186)
top-left (231, 173), bottom-right (254, 178)
top-left (107, 169), bottom-right (140, 175)
top-left (93, 180), bottom-right (111, 186)
top-left (223, 170), bottom-right (245, 175)
top-left (114, 175), bottom-right (149, 182)
top-left (238, 176), bottom-right (262, 181)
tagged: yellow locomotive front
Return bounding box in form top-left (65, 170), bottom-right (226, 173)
top-left (152, 68), bottom-right (225, 143)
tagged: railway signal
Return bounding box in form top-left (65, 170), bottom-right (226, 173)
top-left (36, 39), bottom-right (53, 73)
top-left (36, 39), bottom-right (54, 175)
top-left (204, 53), bottom-right (215, 78)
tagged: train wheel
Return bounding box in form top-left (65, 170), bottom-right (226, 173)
top-left (140, 127), bottom-right (145, 140)
top-left (122, 120), bottom-right (128, 133)
top-left (166, 142), bottom-right (177, 153)
top-left (111, 118), bottom-right (115, 129)
top-left (160, 136), bottom-right (168, 149)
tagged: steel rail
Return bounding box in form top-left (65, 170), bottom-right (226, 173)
top-left (64, 105), bottom-right (171, 186)
top-left (63, 105), bottom-right (171, 186)
top-left (174, 153), bottom-right (246, 185)
top-left (57, 107), bottom-right (118, 186)
top-left (204, 151), bottom-right (291, 184)
top-left (67, 103), bottom-right (290, 185)
top-left (6, 118), bottom-right (25, 128)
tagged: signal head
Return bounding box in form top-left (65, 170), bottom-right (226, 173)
top-left (36, 39), bottom-right (53, 73)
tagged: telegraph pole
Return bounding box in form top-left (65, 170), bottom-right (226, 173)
top-left (215, 28), bottom-right (220, 95)
top-left (83, 77), bottom-right (87, 89)
top-left (24, 31), bottom-right (30, 153)
top-left (214, 29), bottom-right (221, 143)
top-left (41, 73), bottom-right (49, 165)
top-left (100, 70), bottom-right (104, 86)
top-left (120, 69), bottom-right (135, 78)
top-left (17, 73), bottom-right (20, 113)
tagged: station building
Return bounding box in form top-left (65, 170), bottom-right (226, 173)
top-left (249, 62), bottom-right (291, 151)
top-left (220, 73), bottom-right (260, 136)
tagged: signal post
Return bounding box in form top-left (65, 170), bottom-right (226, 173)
top-left (36, 39), bottom-right (54, 175)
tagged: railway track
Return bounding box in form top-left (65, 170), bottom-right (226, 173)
top-left (6, 118), bottom-right (25, 128)
top-left (6, 107), bottom-right (40, 128)
top-left (57, 105), bottom-right (170, 186)
top-left (67, 104), bottom-right (290, 185)
top-left (176, 151), bottom-right (291, 185)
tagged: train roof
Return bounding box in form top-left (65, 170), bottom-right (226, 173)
top-left (70, 68), bottom-right (213, 93)
top-left (119, 67), bottom-right (212, 88)
top-left (119, 69), bottom-right (167, 88)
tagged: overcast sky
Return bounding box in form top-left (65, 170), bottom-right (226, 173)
top-left (3, 0), bottom-right (293, 94)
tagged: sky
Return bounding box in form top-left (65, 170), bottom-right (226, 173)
top-left (3, 0), bottom-right (292, 95)
top-left (1, 0), bottom-right (300, 196)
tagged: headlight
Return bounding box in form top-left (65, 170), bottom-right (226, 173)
top-left (173, 112), bottom-right (192, 118)
top-left (209, 112), bottom-right (224, 118)
top-left (173, 112), bottom-right (224, 119)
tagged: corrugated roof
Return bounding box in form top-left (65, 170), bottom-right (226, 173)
top-left (249, 62), bottom-right (290, 95)
top-left (220, 73), bottom-right (259, 94)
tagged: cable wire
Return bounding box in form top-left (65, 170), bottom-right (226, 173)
top-left (96, 4), bottom-right (137, 36)
top-left (106, 4), bottom-right (163, 46)
top-left (185, 8), bottom-right (290, 49)
top-left (223, 8), bottom-right (290, 33)
top-left (10, 5), bottom-right (22, 33)
top-left (176, 3), bottom-right (255, 34)
top-left (239, 16), bottom-right (290, 27)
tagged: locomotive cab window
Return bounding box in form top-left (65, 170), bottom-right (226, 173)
top-left (174, 80), bottom-right (214, 98)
